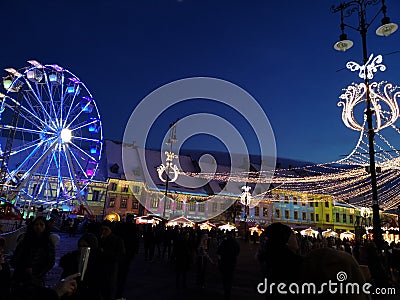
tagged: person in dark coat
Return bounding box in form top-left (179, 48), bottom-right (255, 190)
top-left (11, 216), bottom-right (55, 288)
top-left (143, 224), bottom-right (155, 261)
top-left (97, 221), bottom-right (125, 300)
top-left (10, 273), bottom-right (80, 300)
top-left (59, 233), bottom-right (100, 300)
top-left (114, 216), bottom-right (138, 300)
top-left (196, 233), bottom-right (214, 288)
top-left (258, 222), bottom-right (302, 300)
top-left (172, 230), bottom-right (193, 289)
top-left (301, 247), bottom-right (370, 300)
top-left (217, 231), bottom-right (240, 300)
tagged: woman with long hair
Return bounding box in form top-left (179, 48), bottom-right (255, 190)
top-left (11, 216), bottom-right (56, 288)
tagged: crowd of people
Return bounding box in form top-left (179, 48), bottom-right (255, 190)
top-left (256, 223), bottom-right (400, 299)
top-left (140, 223), bottom-right (241, 299)
top-left (1, 216), bottom-right (400, 300)
top-left (0, 216), bottom-right (241, 300)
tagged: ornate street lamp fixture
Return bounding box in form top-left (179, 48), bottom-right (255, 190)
top-left (157, 120), bottom-right (179, 219)
top-left (332, 0), bottom-right (398, 249)
top-left (241, 184), bottom-right (251, 241)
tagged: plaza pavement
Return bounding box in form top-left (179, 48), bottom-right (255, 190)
top-left (46, 233), bottom-right (264, 300)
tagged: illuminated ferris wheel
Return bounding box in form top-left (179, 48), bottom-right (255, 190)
top-left (0, 60), bottom-right (103, 206)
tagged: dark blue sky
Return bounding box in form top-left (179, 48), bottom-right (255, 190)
top-left (1, 0), bottom-right (400, 163)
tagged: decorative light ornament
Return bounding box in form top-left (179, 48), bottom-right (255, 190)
top-left (157, 151), bottom-right (179, 183)
top-left (240, 185), bottom-right (259, 208)
top-left (360, 207), bottom-right (371, 218)
top-left (346, 54), bottom-right (386, 80)
top-left (338, 81), bottom-right (400, 132)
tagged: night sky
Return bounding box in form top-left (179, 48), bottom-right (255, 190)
top-left (1, 0), bottom-right (400, 163)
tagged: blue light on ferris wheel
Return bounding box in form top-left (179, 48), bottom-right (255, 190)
top-left (81, 96), bottom-right (94, 113)
top-left (90, 144), bottom-right (100, 155)
top-left (66, 86), bottom-right (75, 94)
top-left (88, 119), bottom-right (99, 133)
top-left (49, 73), bottom-right (58, 82)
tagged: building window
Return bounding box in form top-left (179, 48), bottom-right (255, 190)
top-left (315, 202), bottom-right (319, 207)
top-left (310, 202), bottom-right (314, 207)
top-left (198, 203), bottom-right (205, 213)
top-left (132, 200), bottom-right (139, 209)
top-left (293, 197), bottom-right (298, 205)
top-left (326, 214), bottom-right (330, 222)
top-left (284, 210), bottom-right (290, 219)
top-left (302, 212), bottom-right (307, 220)
top-left (110, 182), bottom-right (117, 191)
top-left (220, 203), bottom-right (225, 211)
top-left (176, 202), bottom-right (183, 210)
top-left (263, 207), bottom-right (268, 217)
top-left (133, 186), bottom-right (140, 194)
top-left (120, 198), bottom-right (127, 208)
top-left (315, 214), bottom-right (319, 222)
top-left (336, 213), bottom-right (340, 222)
top-left (166, 198), bottom-right (171, 209)
top-left (151, 198), bottom-right (159, 208)
top-left (254, 206), bottom-right (259, 217)
top-left (108, 197), bottom-right (115, 208)
top-left (275, 209), bottom-right (280, 218)
top-left (284, 196), bottom-right (289, 203)
top-left (189, 203), bottom-right (196, 212)
top-left (349, 215), bottom-right (354, 224)
top-left (310, 213), bottom-right (314, 221)
top-left (343, 214), bottom-right (347, 223)
top-left (122, 185), bottom-right (129, 193)
top-left (294, 211), bottom-right (298, 220)
top-left (356, 215), bottom-right (360, 225)
top-left (212, 203), bottom-right (217, 213)
top-left (325, 201), bottom-right (329, 208)
top-left (92, 190), bottom-right (100, 202)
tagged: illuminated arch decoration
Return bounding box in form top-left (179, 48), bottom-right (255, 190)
top-left (177, 55), bottom-right (400, 212)
top-left (338, 81), bottom-right (400, 132)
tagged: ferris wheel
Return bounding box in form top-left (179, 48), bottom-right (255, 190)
top-left (0, 60), bottom-right (103, 208)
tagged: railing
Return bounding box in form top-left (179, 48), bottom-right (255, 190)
top-left (0, 225), bottom-right (26, 254)
top-left (0, 220), bottom-right (20, 233)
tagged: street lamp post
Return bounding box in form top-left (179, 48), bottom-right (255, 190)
top-left (157, 121), bottom-right (179, 219)
top-left (332, 0), bottom-right (398, 249)
top-left (241, 184), bottom-right (251, 241)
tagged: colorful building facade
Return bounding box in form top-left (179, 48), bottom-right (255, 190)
top-left (16, 139), bottom-right (397, 232)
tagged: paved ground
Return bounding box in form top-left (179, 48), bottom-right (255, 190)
top-left (46, 233), bottom-right (264, 300)
top-left (46, 234), bottom-right (400, 300)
